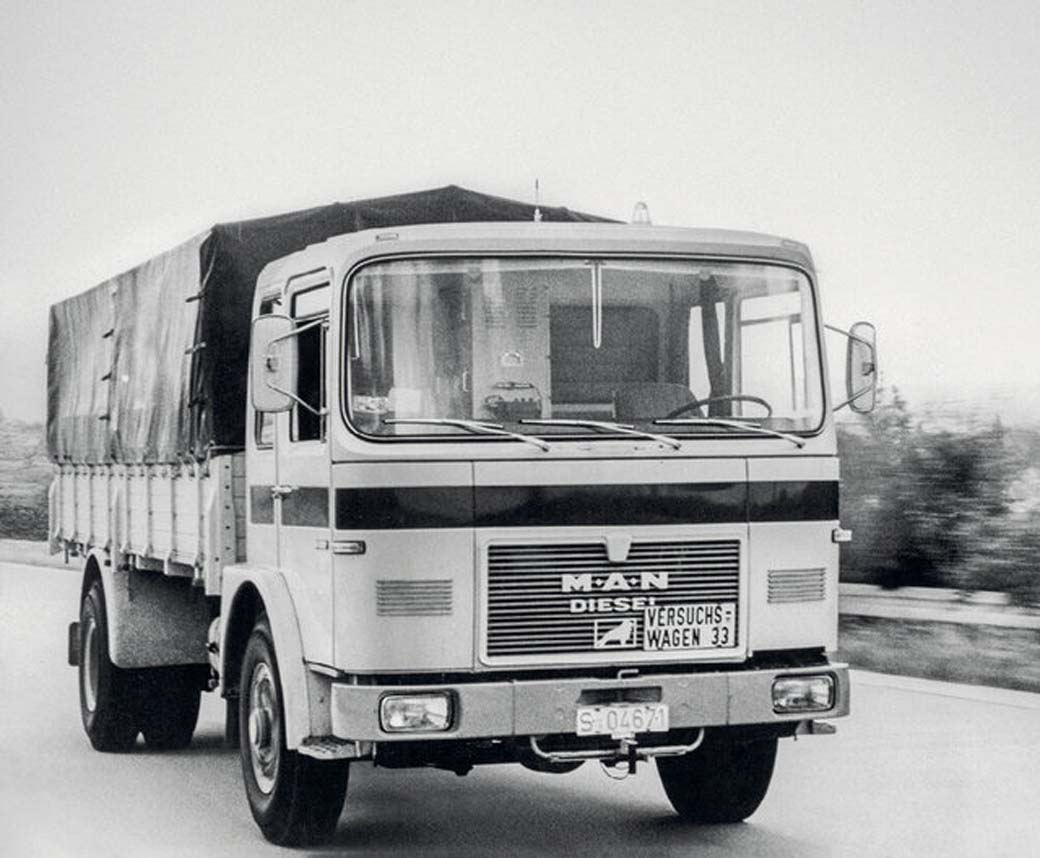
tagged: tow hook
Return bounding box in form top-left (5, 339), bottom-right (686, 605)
top-left (600, 739), bottom-right (640, 780)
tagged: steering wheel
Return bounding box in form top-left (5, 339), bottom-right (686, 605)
top-left (664, 394), bottom-right (773, 420)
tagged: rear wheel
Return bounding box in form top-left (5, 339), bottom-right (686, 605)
top-left (139, 666), bottom-right (203, 751)
top-left (79, 579), bottom-right (141, 751)
top-left (239, 615), bottom-right (349, 846)
top-left (656, 731), bottom-right (777, 823)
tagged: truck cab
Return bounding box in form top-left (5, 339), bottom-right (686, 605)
top-left (227, 220), bottom-right (874, 842)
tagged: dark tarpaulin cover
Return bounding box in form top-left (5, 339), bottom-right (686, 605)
top-left (48, 185), bottom-right (612, 463)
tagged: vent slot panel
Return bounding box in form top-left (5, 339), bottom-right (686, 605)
top-left (767, 568), bottom-right (826, 603)
top-left (376, 579), bottom-right (453, 617)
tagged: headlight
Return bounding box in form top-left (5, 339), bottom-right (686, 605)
top-left (772, 675), bottom-right (835, 713)
top-left (379, 693), bottom-right (453, 733)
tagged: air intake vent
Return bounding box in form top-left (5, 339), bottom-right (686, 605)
top-left (376, 579), bottom-right (453, 616)
top-left (767, 568), bottom-right (825, 604)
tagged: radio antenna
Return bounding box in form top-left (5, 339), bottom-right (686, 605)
top-left (533, 178), bottom-right (543, 222)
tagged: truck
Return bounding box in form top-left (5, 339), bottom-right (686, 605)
top-left (49, 185), bottom-right (877, 846)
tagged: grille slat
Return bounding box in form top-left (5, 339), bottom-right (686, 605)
top-left (486, 539), bottom-right (740, 659)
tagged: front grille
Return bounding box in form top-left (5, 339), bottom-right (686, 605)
top-left (486, 540), bottom-right (740, 659)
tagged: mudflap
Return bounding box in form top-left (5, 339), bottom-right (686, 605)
top-left (68, 621), bottom-right (80, 666)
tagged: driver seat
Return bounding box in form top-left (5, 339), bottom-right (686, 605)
top-left (612, 383), bottom-right (701, 422)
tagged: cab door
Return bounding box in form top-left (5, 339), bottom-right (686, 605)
top-left (275, 271), bottom-right (334, 664)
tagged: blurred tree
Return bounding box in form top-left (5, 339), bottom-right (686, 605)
top-left (838, 388), bottom-right (1037, 602)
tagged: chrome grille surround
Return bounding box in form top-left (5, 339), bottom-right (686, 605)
top-left (483, 537), bottom-right (743, 664)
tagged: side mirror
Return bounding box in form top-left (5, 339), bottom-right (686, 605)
top-left (250, 315), bottom-right (298, 413)
top-left (846, 321), bottom-right (877, 414)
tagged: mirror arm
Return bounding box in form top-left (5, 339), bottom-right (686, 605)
top-left (264, 382), bottom-right (325, 417)
top-left (824, 323), bottom-right (876, 355)
top-left (831, 380), bottom-right (878, 413)
top-left (268, 316), bottom-right (328, 346)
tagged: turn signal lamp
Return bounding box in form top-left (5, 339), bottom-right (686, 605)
top-left (380, 693), bottom-right (453, 732)
top-left (772, 675), bottom-right (834, 713)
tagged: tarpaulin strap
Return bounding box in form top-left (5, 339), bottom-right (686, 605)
top-left (184, 342), bottom-right (207, 355)
top-left (102, 328), bottom-right (115, 339)
top-left (185, 290), bottom-right (206, 304)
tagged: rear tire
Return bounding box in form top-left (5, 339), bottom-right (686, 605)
top-left (139, 666), bottom-right (202, 751)
top-left (79, 579), bottom-right (141, 752)
top-left (239, 615), bottom-right (349, 846)
top-left (656, 731), bottom-right (777, 823)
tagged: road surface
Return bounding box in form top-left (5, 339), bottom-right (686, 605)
top-left (1, 559), bottom-right (1038, 857)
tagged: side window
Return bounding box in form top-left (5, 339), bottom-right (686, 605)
top-left (254, 295), bottom-right (280, 448)
top-left (291, 284), bottom-right (330, 442)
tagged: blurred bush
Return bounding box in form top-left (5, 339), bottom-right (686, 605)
top-left (838, 388), bottom-right (1040, 605)
top-left (0, 417), bottom-right (50, 541)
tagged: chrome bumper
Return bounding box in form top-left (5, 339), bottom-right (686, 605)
top-left (329, 663), bottom-right (849, 742)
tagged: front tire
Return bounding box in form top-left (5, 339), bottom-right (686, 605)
top-left (239, 616), bottom-right (349, 846)
top-left (79, 579), bottom-right (141, 751)
top-left (656, 731), bottom-right (777, 823)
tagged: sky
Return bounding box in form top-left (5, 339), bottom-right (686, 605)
top-left (2, 0), bottom-right (1038, 424)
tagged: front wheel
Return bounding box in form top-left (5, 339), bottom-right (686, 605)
top-left (656, 731), bottom-right (777, 823)
top-left (239, 616), bottom-right (349, 846)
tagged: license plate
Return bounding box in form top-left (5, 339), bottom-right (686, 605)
top-left (575, 703), bottom-right (669, 738)
top-left (643, 602), bottom-right (737, 651)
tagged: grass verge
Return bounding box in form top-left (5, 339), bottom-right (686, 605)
top-left (838, 615), bottom-right (1040, 694)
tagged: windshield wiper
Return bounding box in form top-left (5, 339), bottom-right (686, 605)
top-left (383, 418), bottom-right (552, 452)
top-left (653, 417), bottom-right (805, 448)
top-left (519, 418), bottom-right (682, 450)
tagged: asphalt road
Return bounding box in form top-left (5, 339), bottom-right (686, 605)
top-left (2, 559), bottom-right (1038, 858)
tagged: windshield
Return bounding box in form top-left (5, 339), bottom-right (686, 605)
top-left (346, 257), bottom-right (824, 439)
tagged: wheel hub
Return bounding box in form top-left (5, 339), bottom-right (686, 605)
top-left (248, 707), bottom-right (271, 748)
top-left (81, 615), bottom-right (99, 713)
top-left (247, 661), bottom-right (279, 795)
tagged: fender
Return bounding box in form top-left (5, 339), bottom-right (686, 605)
top-left (221, 564), bottom-right (316, 750)
top-left (85, 549), bottom-right (209, 669)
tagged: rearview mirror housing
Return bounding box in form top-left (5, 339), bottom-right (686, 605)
top-left (250, 315), bottom-right (298, 413)
top-left (846, 321), bottom-right (877, 414)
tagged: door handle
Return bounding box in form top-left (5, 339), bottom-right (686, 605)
top-left (314, 539), bottom-right (366, 555)
top-left (271, 484), bottom-right (296, 499)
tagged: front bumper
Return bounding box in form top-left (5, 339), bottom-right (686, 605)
top-left (330, 663), bottom-right (849, 742)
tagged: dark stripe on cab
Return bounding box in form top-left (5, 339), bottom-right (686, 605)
top-left (250, 485), bottom-right (274, 524)
top-left (748, 480), bottom-right (839, 521)
top-left (334, 481), bottom-right (838, 529)
top-left (473, 482), bottom-right (746, 527)
top-left (281, 487), bottom-right (330, 528)
top-left (335, 487), bottom-right (474, 530)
